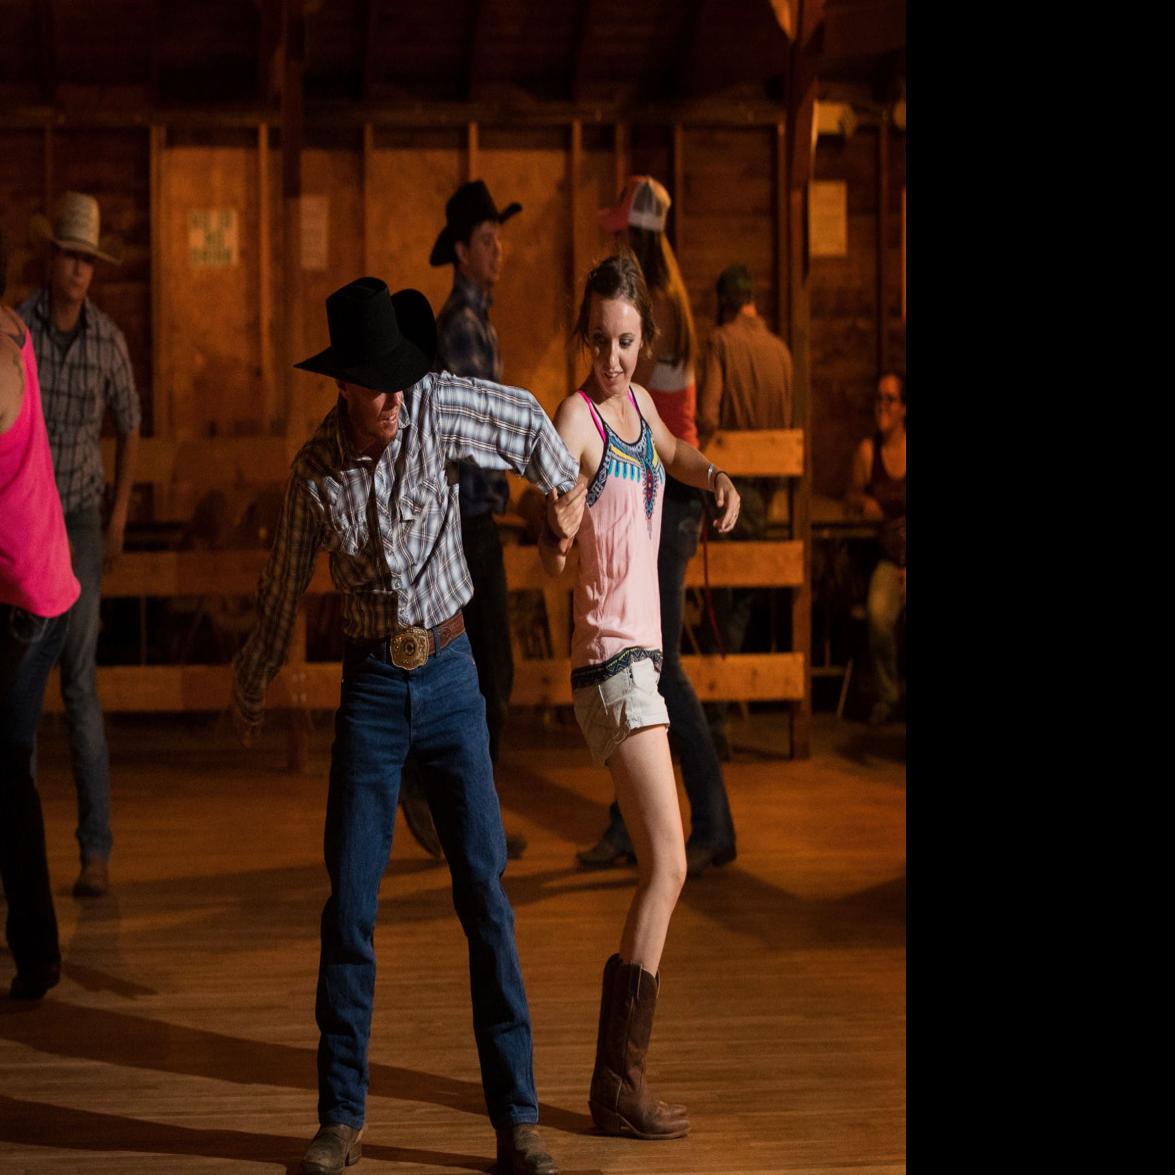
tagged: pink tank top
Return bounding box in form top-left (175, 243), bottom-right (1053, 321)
top-left (570, 389), bottom-right (665, 672)
top-left (0, 328), bottom-right (81, 617)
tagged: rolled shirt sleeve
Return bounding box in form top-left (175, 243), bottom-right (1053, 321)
top-left (430, 373), bottom-right (578, 496)
top-left (232, 475), bottom-right (325, 720)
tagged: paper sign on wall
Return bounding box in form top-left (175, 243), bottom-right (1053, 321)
top-left (188, 209), bottom-right (240, 268)
top-left (809, 180), bottom-right (848, 258)
top-left (301, 195), bottom-right (329, 271)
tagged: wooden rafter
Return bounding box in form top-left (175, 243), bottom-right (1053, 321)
top-left (362, 0), bottom-right (382, 101)
top-left (256, 0), bottom-right (283, 107)
top-left (37, 0), bottom-right (57, 105)
top-left (674, 0), bottom-right (707, 102)
top-left (465, 0), bottom-right (495, 103)
top-left (571, 0), bottom-right (597, 103)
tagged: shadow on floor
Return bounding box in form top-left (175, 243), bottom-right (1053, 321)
top-left (0, 1091), bottom-right (492, 1172)
top-left (0, 1001), bottom-right (593, 1136)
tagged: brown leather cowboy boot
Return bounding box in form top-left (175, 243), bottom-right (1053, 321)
top-left (588, 954), bottom-right (689, 1139)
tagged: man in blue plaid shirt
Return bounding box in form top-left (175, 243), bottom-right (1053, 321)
top-left (231, 278), bottom-right (584, 1175)
top-left (20, 191), bottom-right (140, 901)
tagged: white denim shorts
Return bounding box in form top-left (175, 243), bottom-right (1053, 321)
top-left (572, 655), bottom-right (670, 767)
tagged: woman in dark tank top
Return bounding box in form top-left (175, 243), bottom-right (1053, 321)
top-left (846, 372), bottom-right (906, 723)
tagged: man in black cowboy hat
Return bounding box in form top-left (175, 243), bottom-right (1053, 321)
top-left (231, 277), bottom-right (585, 1175)
top-left (390, 180), bottom-right (528, 863)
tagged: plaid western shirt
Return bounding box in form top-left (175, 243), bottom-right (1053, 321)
top-left (434, 272), bottom-right (510, 518)
top-left (18, 287), bottom-right (141, 515)
top-left (232, 371), bottom-right (578, 721)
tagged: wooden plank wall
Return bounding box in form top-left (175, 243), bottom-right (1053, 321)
top-left (809, 122), bottom-right (907, 497)
top-left (0, 117), bottom-right (904, 504)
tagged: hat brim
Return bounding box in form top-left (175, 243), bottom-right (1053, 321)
top-left (294, 288), bottom-right (438, 392)
top-left (29, 214), bottom-right (124, 264)
top-left (429, 200), bottom-right (522, 267)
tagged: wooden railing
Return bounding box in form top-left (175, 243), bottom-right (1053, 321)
top-left (55, 429), bottom-right (809, 751)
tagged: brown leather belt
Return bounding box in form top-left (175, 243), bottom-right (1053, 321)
top-left (352, 612), bottom-right (465, 671)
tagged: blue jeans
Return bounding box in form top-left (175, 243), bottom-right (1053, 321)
top-left (61, 506), bottom-right (113, 862)
top-left (1, 606), bottom-right (68, 977)
top-left (867, 559), bottom-right (904, 707)
top-left (603, 481), bottom-right (736, 852)
top-left (317, 631), bottom-right (537, 1129)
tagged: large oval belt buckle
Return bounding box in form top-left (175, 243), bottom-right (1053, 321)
top-left (390, 626), bottom-right (430, 670)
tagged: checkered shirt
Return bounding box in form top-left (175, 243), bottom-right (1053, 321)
top-left (232, 371), bottom-right (578, 721)
top-left (434, 272), bottom-right (510, 518)
top-left (18, 287), bottom-right (141, 515)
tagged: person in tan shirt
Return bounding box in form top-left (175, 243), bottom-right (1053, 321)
top-left (696, 265), bottom-right (793, 756)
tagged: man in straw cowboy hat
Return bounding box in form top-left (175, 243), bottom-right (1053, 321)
top-left (19, 190), bottom-right (140, 901)
top-left (231, 276), bottom-right (585, 1175)
top-left (393, 179), bottom-right (528, 865)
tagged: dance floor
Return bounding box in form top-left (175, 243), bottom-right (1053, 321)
top-left (1, 707), bottom-right (905, 1174)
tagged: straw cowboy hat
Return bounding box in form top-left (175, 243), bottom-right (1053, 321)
top-left (29, 191), bottom-right (125, 264)
top-left (295, 277), bottom-right (437, 392)
top-left (429, 179), bottom-right (521, 267)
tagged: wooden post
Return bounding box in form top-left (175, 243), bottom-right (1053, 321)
top-left (362, 122), bottom-right (375, 274)
top-left (614, 121), bottom-right (628, 196)
top-left (42, 125), bottom-right (53, 226)
top-left (466, 120), bottom-right (479, 182)
top-left (877, 116), bottom-right (890, 376)
top-left (149, 124), bottom-right (168, 444)
top-left (569, 118), bottom-right (583, 393)
top-left (280, 0), bottom-right (305, 441)
top-left (257, 123), bottom-right (275, 435)
top-left (783, 0), bottom-right (824, 760)
top-left (671, 122), bottom-right (684, 254)
top-left (775, 122), bottom-right (789, 338)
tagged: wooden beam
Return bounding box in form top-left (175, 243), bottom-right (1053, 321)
top-left (362, 0), bottom-right (382, 101)
top-left (0, 99), bottom-right (818, 132)
top-left (571, 0), bottom-right (598, 104)
top-left (149, 124), bottom-right (167, 441)
top-left (671, 122), bottom-right (685, 254)
top-left (465, 0), bottom-right (494, 104)
top-left (257, 123), bottom-right (275, 434)
top-left (775, 121), bottom-right (788, 338)
top-left (98, 539), bottom-right (802, 600)
top-left (614, 121), bottom-right (628, 196)
top-left (44, 653), bottom-right (804, 714)
top-left (280, 0), bottom-right (305, 438)
top-left (674, 0), bottom-right (708, 101)
top-left (255, 0), bottom-right (280, 106)
top-left (466, 121), bottom-right (479, 183)
top-left (703, 428), bottom-right (803, 476)
top-left (42, 125), bottom-right (53, 223)
top-left (783, 0), bottom-right (824, 760)
top-left (363, 122), bottom-right (375, 273)
top-left (569, 119), bottom-right (583, 393)
top-left (877, 116), bottom-right (889, 375)
top-left (37, 0), bottom-right (56, 105)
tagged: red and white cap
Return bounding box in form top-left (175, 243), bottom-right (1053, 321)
top-left (598, 175), bottom-right (671, 234)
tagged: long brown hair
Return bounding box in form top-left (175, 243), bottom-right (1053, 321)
top-left (626, 226), bottom-right (697, 369)
top-left (573, 252), bottom-right (659, 358)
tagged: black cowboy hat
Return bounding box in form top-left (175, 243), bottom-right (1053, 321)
top-left (429, 179), bottom-right (521, 267)
top-left (294, 277), bottom-right (437, 391)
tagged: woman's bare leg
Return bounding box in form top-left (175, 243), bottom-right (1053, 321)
top-left (607, 724), bottom-right (686, 975)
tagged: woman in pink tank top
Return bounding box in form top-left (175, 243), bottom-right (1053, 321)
top-left (540, 254), bottom-right (740, 1141)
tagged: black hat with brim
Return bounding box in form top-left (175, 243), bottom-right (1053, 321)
top-left (430, 179), bottom-right (521, 267)
top-left (294, 278), bottom-right (437, 392)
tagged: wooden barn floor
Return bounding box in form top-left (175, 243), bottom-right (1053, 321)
top-left (0, 706), bottom-right (905, 1174)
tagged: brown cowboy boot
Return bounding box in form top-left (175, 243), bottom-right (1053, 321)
top-left (300, 1123), bottom-right (363, 1173)
top-left (588, 954), bottom-right (689, 1139)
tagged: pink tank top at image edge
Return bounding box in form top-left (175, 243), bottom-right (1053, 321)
top-left (0, 331), bottom-right (80, 617)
